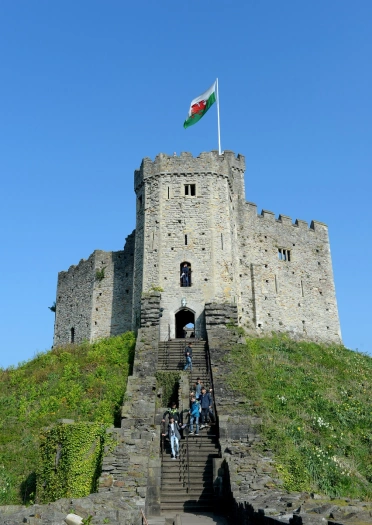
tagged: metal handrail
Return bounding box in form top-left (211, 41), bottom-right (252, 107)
top-left (165, 341), bottom-right (169, 369)
top-left (186, 432), bottom-right (190, 492)
top-left (205, 343), bottom-right (218, 431)
top-left (141, 508), bottom-right (149, 525)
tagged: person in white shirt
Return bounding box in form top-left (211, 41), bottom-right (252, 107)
top-left (163, 416), bottom-right (181, 459)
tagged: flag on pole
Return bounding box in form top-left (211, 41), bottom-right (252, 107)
top-left (183, 81), bottom-right (217, 129)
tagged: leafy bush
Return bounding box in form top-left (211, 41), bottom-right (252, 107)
top-left (155, 371), bottom-right (181, 407)
top-left (0, 332), bottom-right (135, 504)
top-left (227, 335), bottom-right (372, 499)
top-left (37, 422), bottom-right (106, 502)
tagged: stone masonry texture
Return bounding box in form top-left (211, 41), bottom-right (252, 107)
top-left (53, 150), bottom-right (341, 346)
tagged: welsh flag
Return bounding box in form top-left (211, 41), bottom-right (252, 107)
top-left (183, 81), bottom-right (216, 129)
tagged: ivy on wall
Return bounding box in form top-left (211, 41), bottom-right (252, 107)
top-left (155, 371), bottom-right (180, 408)
top-left (37, 421), bottom-right (106, 503)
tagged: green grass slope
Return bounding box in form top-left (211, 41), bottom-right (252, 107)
top-left (227, 335), bottom-right (372, 499)
top-left (0, 333), bottom-right (135, 505)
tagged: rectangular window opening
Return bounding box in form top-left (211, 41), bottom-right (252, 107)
top-left (185, 234), bottom-right (188, 245)
top-left (184, 184), bottom-right (196, 196)
top-left (278, 248), bottom-right (291, 262)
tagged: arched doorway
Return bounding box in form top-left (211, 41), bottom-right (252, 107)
top-left (175, 308), bottom-right (195, 339)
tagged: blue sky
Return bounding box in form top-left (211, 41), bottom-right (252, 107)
top-left (1, 1), bottom-right (371, 368)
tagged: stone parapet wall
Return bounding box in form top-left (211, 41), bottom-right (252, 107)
top-left (140, 292), bottom-right (161, 328)
top-left (98, 327), bottom-right (159, 516)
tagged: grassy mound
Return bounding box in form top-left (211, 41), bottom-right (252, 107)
top-left (227, 336), bottom-right (372, 499)
top-left (0, 332), bottom-right (135, 505)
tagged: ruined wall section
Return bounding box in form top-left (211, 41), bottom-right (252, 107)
top-left (54, 242), bottom-right (135, 346)
top-left (134, 151), bottom-right (246, 340)
top-left (238, 203), bottom-right (341, 343)
top-left (91, 236), bottom-right (135, 340)
top-left (54, 255), bottom-right (95, 346)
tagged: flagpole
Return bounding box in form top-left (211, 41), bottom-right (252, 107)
top-left (216, 78), bottom-right (222, 155)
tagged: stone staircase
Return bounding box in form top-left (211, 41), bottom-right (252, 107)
top-left (157, 339), bottom-right (220, 514)
top-left (157, 340), bottom-right (211, 388)
top-left (160, 431), bottom-right (219, 512)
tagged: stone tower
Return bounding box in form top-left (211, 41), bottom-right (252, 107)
top-left (53, 150), bottom-right (341, 347)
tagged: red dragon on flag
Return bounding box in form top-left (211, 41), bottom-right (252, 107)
top-left (190, 100), bottom-right (207, 119)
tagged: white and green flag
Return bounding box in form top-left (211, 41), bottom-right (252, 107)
top-left (183, 81), bottom-right (217, 129)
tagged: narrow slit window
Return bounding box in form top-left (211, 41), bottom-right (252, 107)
top-left (70, 327), bottom-right (75, 344)
top-left (221, 233), bottom-right (223, 250)
top-left (275, 275), bottom-right (278, 294)
top-left (185, 234), bottom-right (188, 245)
top-left (167, 187), bottom-right (170, 199)
top-left (301, 280), bottom-right (304, 297)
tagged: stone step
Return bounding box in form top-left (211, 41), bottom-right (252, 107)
top-left (161, 480), bottom-right (212, 488)
top-left (160, 502), bottom-right (213, 511)
top-left (161, 492), bottom-right (214, 500)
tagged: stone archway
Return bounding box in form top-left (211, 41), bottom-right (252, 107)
top-left (175, 308), bottom-right (195, 339)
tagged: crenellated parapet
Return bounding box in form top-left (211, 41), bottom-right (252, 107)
top-left (134, 150), bottom-right (245, 196)
top-left (245, 202), bottom-right (329, 240)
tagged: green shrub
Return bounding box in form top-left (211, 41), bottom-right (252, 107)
top-left (155, 371), bottom-right (181, 407)
top-left (37, 422), bottom-right (106, 502)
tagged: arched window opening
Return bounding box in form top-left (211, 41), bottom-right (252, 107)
top-left (180, 261), bottom-right (191, 287)
top-left (70, 327), bottom-right (75, 344)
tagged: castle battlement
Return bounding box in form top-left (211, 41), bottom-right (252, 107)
top-left (245, 202), bottom-right (329, 240)
top-left (134, 150), bottom-right (245, 192)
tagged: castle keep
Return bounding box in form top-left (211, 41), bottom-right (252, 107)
top-left (53, 150), bottom-right (341, 346)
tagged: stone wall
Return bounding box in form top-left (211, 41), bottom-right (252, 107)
top-left (54, 254), bottom-right (95, 346)
top-left (54, 236), bottom-right (135, 346)
top-left (236, 203), bottom-right (341, 344)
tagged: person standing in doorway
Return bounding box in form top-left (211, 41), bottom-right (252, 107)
top-left (181, 263), bottom-right (190, 287)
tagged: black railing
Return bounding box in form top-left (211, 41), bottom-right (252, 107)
top-left (186, 433), bottom-right (190, 492)
top-left (205, 343), bottom-right (218, 433)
